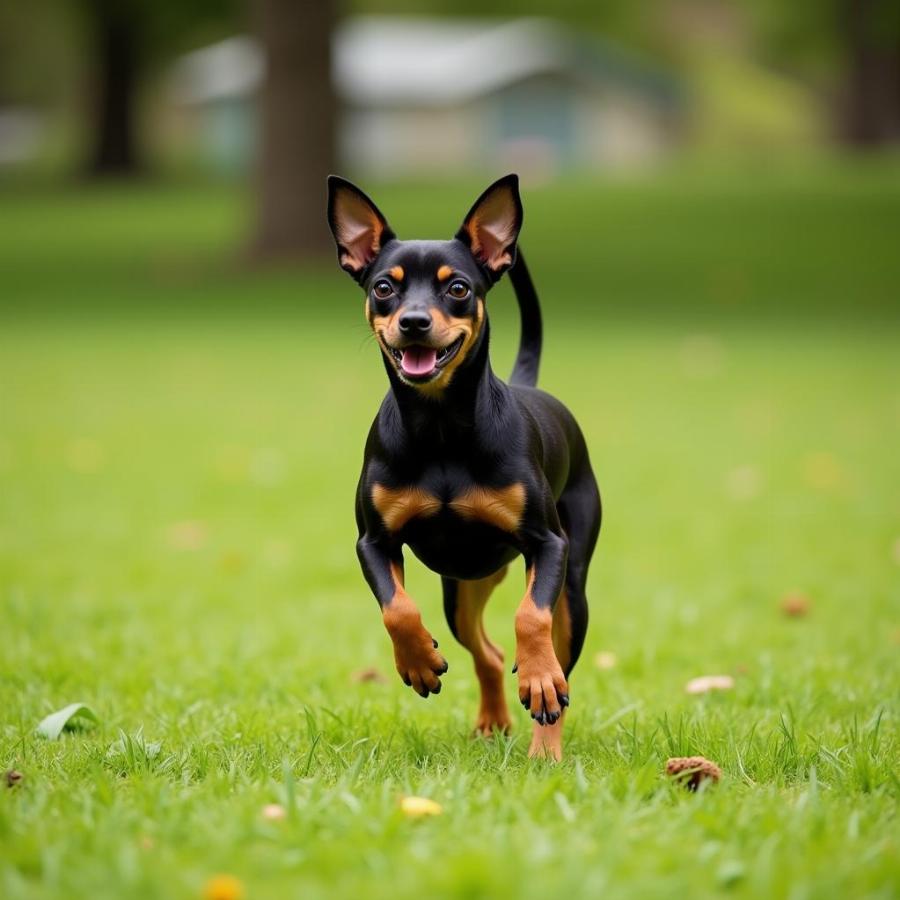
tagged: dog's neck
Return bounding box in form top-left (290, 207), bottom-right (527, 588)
top-left (384, 319), bottom-right (506, 444)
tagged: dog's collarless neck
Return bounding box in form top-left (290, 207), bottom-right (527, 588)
top-left (386, 345), bottom-right (507, 443)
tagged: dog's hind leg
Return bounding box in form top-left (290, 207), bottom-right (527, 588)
top-left (443, 567), bottom-right (512, 736)
top-left (529, 467), bottom-right (601, 760)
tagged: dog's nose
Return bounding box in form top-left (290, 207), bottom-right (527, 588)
top-left (398, 310), bottom-right (432, 335)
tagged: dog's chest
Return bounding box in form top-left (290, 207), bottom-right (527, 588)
top-left (371, 476), bottom-right (525, 536)
top-left (369, 464), bottom-right (527, 578)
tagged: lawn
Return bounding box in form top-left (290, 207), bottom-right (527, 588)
top-left (1, 164), bottom-right (898, 899)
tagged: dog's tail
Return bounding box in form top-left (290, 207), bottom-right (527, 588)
top-left (508, 249), bottom-right (542, 387)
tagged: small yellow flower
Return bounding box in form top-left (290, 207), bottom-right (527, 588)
top-left (400, 795), bottom-right (443, 818)
top-left (203, 874), bottom-right (244, 900)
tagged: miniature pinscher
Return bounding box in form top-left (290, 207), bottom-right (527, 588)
top-left (326, 174), bottom-right (601, 759)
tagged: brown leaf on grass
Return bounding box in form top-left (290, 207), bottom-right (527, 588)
top-left (666, 756), bottom-right (722, 790)
top-left (4, 769), bottom-right (23, 788)
top-left (352, 667), bottom-right (387, 684)
top-left (685, 674), bottom-right (734, 694)
top-left (781, 593), bottom-right (811, 618)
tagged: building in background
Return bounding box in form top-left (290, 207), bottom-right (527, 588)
top-left (172, 16), bottom-right (684, 177)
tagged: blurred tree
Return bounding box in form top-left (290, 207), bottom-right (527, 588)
top-left (839, 0), bottom-right (900, 145)
top-left (251, 0), bottom-right (336, 259)
top-left (83, 0), bottom-right (141, 174)
top-left (740, 0), bottom-right (900, 146)
top-left (0, 1), bottom-right (78, 107)
top-left (81, 0), bottom-right (241, 176)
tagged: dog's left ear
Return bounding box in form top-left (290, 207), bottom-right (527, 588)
top-left (327, 175), bottom-right (396, 281)
top-left (456, 174), bottom-right (523, 279)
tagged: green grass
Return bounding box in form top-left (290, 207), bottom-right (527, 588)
top-left (1, 166), bottom-right (899, 899)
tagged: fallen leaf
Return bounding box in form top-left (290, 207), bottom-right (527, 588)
top-left (352, 667), bottom-right (387, 684)
top-left (665, 755), bottom-right (722, 790)
top-left (261, 803), bottom-right (286, 821)
top-left (593, 651), bottom-right (618, 670)
top-left (400, 795), bottom-right (443, 818)
top-left (36, 703), bottom-right (99, 740)
top-left (781, 593), bottom-right (811, 617)
top-left (4, 769), bottom-right (23, 788)
top-left (685, 675), bottom-right (734, 695)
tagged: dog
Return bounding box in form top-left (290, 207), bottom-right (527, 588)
top-left (326, 174), bottom-right (601, 759)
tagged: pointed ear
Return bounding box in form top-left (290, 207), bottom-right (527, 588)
top-left (326, 175), bottom-right (395, 281)
top-left (456, 174), bottom-right (523, 278)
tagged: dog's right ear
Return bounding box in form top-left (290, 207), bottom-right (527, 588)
top-left (456, 174), bottom-right (523, 280)
top-left (326, 176), bottom-right (395, 282)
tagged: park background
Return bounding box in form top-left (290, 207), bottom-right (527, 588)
top-left (1, 1), bottom-right (898, 898)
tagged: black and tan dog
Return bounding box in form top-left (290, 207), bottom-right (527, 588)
top-left (326, 174), bottom-right (601, 759)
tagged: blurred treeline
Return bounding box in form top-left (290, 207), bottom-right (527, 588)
top-left (1, 0), bottom-right (898, 259)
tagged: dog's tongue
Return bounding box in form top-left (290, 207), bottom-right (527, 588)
top-left (401, 346), bottom-right (437, 376)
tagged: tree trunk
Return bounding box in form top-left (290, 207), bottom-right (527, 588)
top-left (85, 0), bottom-right (142, 176)
top-left (839, 0), bottom-right (900, 146)
top-left (252, 0), bottom-right (337, 259)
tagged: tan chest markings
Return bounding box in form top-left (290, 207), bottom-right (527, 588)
top-left (372, 481), bottom-right (526, 534)
top-left (372, 484), bottom-right (442, 532)
top-left (449, 483), bottom-right (526, 533)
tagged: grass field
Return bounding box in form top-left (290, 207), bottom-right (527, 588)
top-left (1, 165), bottom-right (899, 898)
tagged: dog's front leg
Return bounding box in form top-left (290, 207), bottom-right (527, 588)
top-left (514, 531), bottom-right (569, 726)
top-left (356, 535), bottom-right (448, 697)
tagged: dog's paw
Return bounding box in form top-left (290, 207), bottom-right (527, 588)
top-left (515, 659), bottom-right (568, 725)
top-left (383, 595), bottom-right (448, 697)
top-left (393, 631), bottom-right (448, 698)
top-left (473, 710), bottom-right (512, 737)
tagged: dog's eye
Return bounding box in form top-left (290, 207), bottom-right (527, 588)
top-left (447, 281), bottom-right (470, 301)
top-left (372, 280), bottom-right (394, 300)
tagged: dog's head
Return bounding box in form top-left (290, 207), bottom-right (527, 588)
top-left (326, 175), bottom-right (522, 393)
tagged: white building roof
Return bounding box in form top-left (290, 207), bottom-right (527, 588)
top-left (173, 16), bottom-right (676, 108)
top-left (335, 17), bottom-right (569, 105)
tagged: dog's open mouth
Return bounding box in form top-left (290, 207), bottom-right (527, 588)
top-left (388, 336), bottom-right (464, 380)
